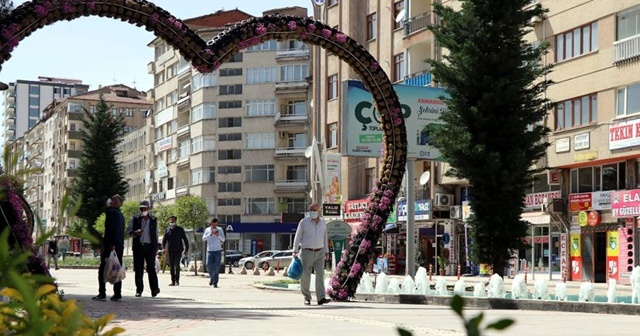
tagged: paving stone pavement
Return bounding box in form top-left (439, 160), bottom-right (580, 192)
top-left (51, 268), bottom-right (640, 336)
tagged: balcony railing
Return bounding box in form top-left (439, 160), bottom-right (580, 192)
top-left (403, 71), bottom-right (432, 87)
top-left (177, 125), bottom-right (190, 137)
top-left (276, 48), bottom-right (310, 59)
top-left (614, 34), bottom-right (640, 64)
top-left (275, 147), bottom-right (306, 156)
top-left (404, 12), bottom-right (430, 36)
top-left (275, 111), bottom-right (309, 124)
top-left (275, 81), bottom-right (308, 93)
top-left (176, 186), bottom-right (189, 195)
top-left (274, 180), bottom-right (308, 191)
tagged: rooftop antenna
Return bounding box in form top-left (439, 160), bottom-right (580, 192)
top-left (132, 78), bottom-right (137, 89)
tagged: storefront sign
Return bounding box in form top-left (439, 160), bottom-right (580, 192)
top-left (591, 191), bottom-right (612, 210)
top-left (524, 191), bottom-right (561, 209)
top-left (611, 189), bottom-right (640, 217)
top-left (587, 211), bottom-right (601, 227)
top-left (555, 137), bottom-right (570, 153)
top-left (607, 231), bottom-right (619, 281)
top-left (569, 193), bottom-right (592, 212)
top-left (548, 170), bottom-right (560, 185)
top-left (574, 133), bottom-right (590, 150)
top-left (397, 199), bottom-right (432, 221)
top-left (609, 118), bottom-right (640, 150)
top-left (560, 233), bottom-right (568, 281)
top-left (570, 234), bottom-right (582, 281)
top-left (322, 203), bottom-right (341, 217)
top-left (326, 221), bottom-right (352, 240)
top-left (155, 137), bottom-right (172, 152)
top-left (577, 211), bottom-right (588, 227)
top-left (343, 198), bottom-right (369, 223)
top-left (573, 151), bottom-right (597, 162)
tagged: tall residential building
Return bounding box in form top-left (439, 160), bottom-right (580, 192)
top-left (2, 76), bottom-right (89, 146)
top-left (147, 7), bottom-right (310, 253)
top-left (117, 123), bottom-right (149, 203)
top-left (25, 84), bottom-right (152, 233)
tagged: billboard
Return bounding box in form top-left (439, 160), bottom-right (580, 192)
top-left (323, 153), bottom-right (342, 203)
top-left (341, 80), bottom-right (449, 159)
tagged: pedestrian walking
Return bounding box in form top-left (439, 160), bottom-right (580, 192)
top-left (162, 215), bottom-right (189, 286)
top-left (292, 204), bottom-right (331, 306)
top-left (93, 194), bottom-right (125, 301)
top-left (47, 237), bottom-right (59, 270)
top-left (126, 200), bottom-right (160, 297)
top-left (202, 218), bottom-right (225, 288)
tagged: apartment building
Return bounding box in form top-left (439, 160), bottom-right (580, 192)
top-left (117, 124), bottom-right (149, 203)
top-left (147, 7), bottom-right (310, 253)
top-left (2, 76), bottom-right (89, 146)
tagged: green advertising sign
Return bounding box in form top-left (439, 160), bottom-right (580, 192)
top-left (332, 239), bottom-right (344, 263)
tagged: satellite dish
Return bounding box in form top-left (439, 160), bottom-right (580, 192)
top-left (419, 171), bottom-right (431, 186)
top-left (395, 9), bottom-right (406, 23)
top-left (304, 146), bottom-right (314, 158)
top-left (313, 0), bottom-right (326, 6)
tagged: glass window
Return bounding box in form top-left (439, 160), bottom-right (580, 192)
top-left (246, 99), bottom-right (275, 116)
top-left (602, 164), bottom-right (617, 191)
top-left (591, 22), bottom-right (599, 50)
top-left (564, 101), bottom-right (572, 127)
top-left (246, 67), bottom-right (276, 84)
top-left (246, 132), bottom-right (275, 149)
top-left (628, 84), bottom-right (640, 115)
top-left (556, 104), bottom-right (564, 129)
top-left (367, 13), bottom-right (377, 40)
top-left (573, 99), bottom-right (581, 126)
top-left (219, 84), bottom-right (243, 95)
top-left (556, 34), bottom-right (564, 62)
top-left (618, 88), bottom-right (626, 116)
top-left (218, 182), bottom-right (241, 192)
top-left (594, 166), bottom-right (601, 191)
top-left (578, 167), bottom-right (593, 193)
top-left (192, 73), bottom-right (217, 91)
top-left (328, 123), bottom-right (338, 148)
top-left (582, 25), bottom-right (591, 52)
top-left (573, 28), bottom-right (581, 55)
top-left (245, 165), bottom-right (275, 182)
top-left (570, 169), bottom-right (578, 194)
top-left (619, 162), bottom-right (627, 190)
top-left (581, 96), bottom-right (589, 125)
top-left (191, 102), bottom-right (216, 122)
top-left (245, 198), bottom-right (274, 215)
top-left (328, 74), bottom-right (338, 100)
top-left (280, 64), bottom-right (308, 82)
top-left (591, 95), bottom-right (598, 121)
top-left (565, 31), bottom-right (573, 59)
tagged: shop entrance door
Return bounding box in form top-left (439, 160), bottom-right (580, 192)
top-left (594, 232), bottom-right (607, 283)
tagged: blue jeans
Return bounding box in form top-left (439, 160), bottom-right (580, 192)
top-left (207, 250), bottom-right (221, 286)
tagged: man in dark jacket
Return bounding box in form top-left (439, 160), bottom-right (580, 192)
top-left (93, 194), bottom-right (125, 302)
top-left (161, 215), bottom-right (189, 286)
top-left (126, 200), bottom-right (160, 297)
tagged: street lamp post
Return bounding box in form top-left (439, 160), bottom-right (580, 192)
top-left (310, 0), bottom-right (325, 206)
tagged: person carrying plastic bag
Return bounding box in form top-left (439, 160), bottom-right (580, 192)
top-left (287, 256), bottom-right (302, 280)
top-left (93, 195), bottom-right (126, 302)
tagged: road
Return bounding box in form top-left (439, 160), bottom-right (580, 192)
top-left (51, 268), bottom-right (638, 336)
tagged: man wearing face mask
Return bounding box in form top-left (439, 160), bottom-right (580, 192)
top-left (126, 200), bottom-right (160, 297)
top-left (161, 216), bottom-right (189, 286)
top-left (292, 203), bottom-right (331, 306)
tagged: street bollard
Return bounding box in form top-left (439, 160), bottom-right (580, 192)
top-left (428, 264), bottom-right (433, 281)
top-left (457, 264), bottom-right (461, 280)
top-left (228, 263), bottom-right (233, 274)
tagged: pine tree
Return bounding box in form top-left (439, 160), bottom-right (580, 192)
top-left (72, 95), bottom-right (128, 243)
top-left (429, 0), bottom-right (551, 275)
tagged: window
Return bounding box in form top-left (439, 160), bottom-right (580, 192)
top-left (286, 165), bottom-right (308, 181)
top-left (219, 101), bottom-right (242, 109)
top-left (219, 166), bottom-right (241, 174)
top-left (167, 63), bottom-right (178, 78)
top-left (155, 72), bottom-right (165, 86)
top-left (617, 7), bottom-right (640, 41)
top-left (220, 214), bottom-right (241, 223)
top-left (219, 84), bottom-right (243, 95)
top-left (393, 53), bottom-right (405, 82)
top-left (124, 108), bottom-right (134, 117)
top-left (328, 0), bottom-right (338, 6)
top-left (218, 182), bottom-right (241, 192)
top-left (220, 68), bottom-right (243, 77)
top-left (394, 1), bottom-right (404, 30)
top-left (328, 123), bottom-right (338, 148)
top-left (28, 108), bottom-right (39, 118)
top-left (69, 123), bottom-right (76, 131)
top-left (284, 100), bottom-right (306, 115)
top-left (617, 83), bottom-right (640, 116)
top-left (218, 198), bottom-right (241, 206)
top-left (246, 132), bottom-right (275, 149)
top-left (219, 117), bottom-right (242, 128)
top-left (192, 73), bottom-right (217, 91)
top-left (247, 40), bottom-right (277, 51)
top-left (280, 64), bottom-right (309, 82)
top-left (367, 13), bottom-right (377, 40)
top-left (229, 52), bottom-right (243, 63)
top-left (191, 167), bottom-right (215, 185)
top-left (570, 162), bottom-right (626, 193)
top-left (219, 150), bottom-right (241, 160)
top-left (191, 135), bottom-right (216, 153)
top-left (166, 90), bottom-right (178, 105)
top-left (219, 133), bottom-right (242, 141)
top-left (29, 85), bottom-right (40, 95)
top-left (245, 164), bottom-right (274, 182)
top-left (555, 22), bottom-right (598, 62)
top-left (245, 198), bottom-right (274, 215)
top-left (154, 42), bottom-right (166, 58)
top-left (365, 167), bottom-right (376, 195)
top-left (246, 99), bottom-right (276, 116)
top-left (179, 139), bottom-right (190, 158)
top-left (191, 102), bottom-right (216, 122)
top-left (246, 67), bottom-right (277, 84)
top-left (29, 96), bottom-right (39, 107)
top-left (328, 74), bottom-right (338, 100)
top-left (554, 93), bottom-right (597, 130)
top-left (283, 198), bottom-right (307, 213)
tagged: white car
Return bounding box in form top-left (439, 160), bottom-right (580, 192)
top-left (257, 250), bottom-right (294, 270)
top-left (239, 250), bottom-right (280, 269)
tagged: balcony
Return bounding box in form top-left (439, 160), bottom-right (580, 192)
top-left (404, 71), bottom-right (432, 87)
top-left (4, 116), bottom-right (14, 126)
top-left (276, 48), bottom-right (310, 61)
top-left (68, 131), bottom-right (81, 140)
top-left (178, 64), bottom-right (191, 78)
top-left (177, 93), bottom-right (191, 108)
top-left (6, 104), bottom-right (14, 113)
top-left (68, 112), bottom-right (84, 121)
top-left (177, 156), bottom-right (190, 167)
top-left (404, 12), bottom-right (430, 36)
top-left (614, 34), bottom-right (640, 64)
top-left (275, 111), bottom-right (309, 125)
top-left (177, 124), bottom-right (190, 138)
top-left (275, 147), bottom-right (306, 157)
top-left (6, 94), bottom-right (14, 103)
top-left (275, 81), bottom-right (309, 95)
top-left (176, 186), bottom-right (189, 195)
top-left (274, 180), bottom-right (308, 193)
top-left (147, 61), bottom-right (155, 75)
top-left (67, 150), bottom-right (81, 158)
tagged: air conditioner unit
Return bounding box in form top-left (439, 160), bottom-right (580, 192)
top-left (434, 193), bottom-right (454, 208)
top-left (543, 198), bottom-right (566, 214)
top-left (450, 205), bottom-right (462, 219)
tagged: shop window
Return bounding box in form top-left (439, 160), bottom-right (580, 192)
top-left (570, 162), bottom-right (626, 193)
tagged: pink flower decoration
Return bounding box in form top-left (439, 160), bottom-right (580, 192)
top-left (307, 24), bottom-right (316, 32)
top-left (150, 13), bottom-right (159, 23)
top-left (338, 288), bottom-right (348, 299)
top-left (255, 24), bottom-right (267, 35)
top-left (371, 62), bottom-right (379, 70)
top-left (300, 32), bottom-right (308, 40)
top-left (359, 240), bottom-right (372, 253)
top-left (361, 212), bottom-right (372, 223)
top-left (2, 29), bottom-right (13, 40)
top-left (330, 278), bottom-right (340, 287)
top-left (268, 23), bottom-right (277, 31)
top-left (87, 2), bottom-right (96, 10)
top-left (372, 215), bottom-right (383, 226)
top-left (349, 262), bottom-right (362, 277)
top-left (205, 48), bottom-right (214, 55)
top-left (393, 116), bottom-right (402, 126)
top-left (249, 36), bottom-right (260, 46)
top-left (35, 5), bottom-right (47, 16)
top-left (335, 33), bottom-right (347, 43)
top-left (288, 21), bottom-right (297, 30)
top-left (322, 28), bottom-right (332, 38)
top-left (61, 2), bottom-right (74, 13)
top-left (383, 189), bottom-right (395, 198)
top-left (380, 196), bottom-right (392, 206)
top-left (213, 61), bottom-right (221, 70)
top-left (379, 202), bottom-right (389, 211)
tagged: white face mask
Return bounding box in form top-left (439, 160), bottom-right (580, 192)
top-left (170, 223), bottom-right (176, 227)
top-left (309, 211), bottom-right (319, 219)
top-left (141, 211), bottom-right (149, 217)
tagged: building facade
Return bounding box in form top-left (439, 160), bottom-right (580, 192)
top-left (147, 7), bottom-right (310, 253)
top-left (2, 76), bottom-right (89, 146)
top-left (117, 124), bottom-right (149, 203)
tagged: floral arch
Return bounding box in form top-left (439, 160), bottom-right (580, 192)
top-left (0, 0), bottom-right (407, 299)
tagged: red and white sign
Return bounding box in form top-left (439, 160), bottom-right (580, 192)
top-left (587, 211), bottom-right (601, 226)
top-left (611, 189), bottom-right (640, 217)
top-left (343, 198), bottom-right (369, 224)
top-left (548, 170), bottom-right (560, 185)
top-left (569, 193), bottom-right (592, 212)
top-left (524, 191), bottom-right (561, 209)
top-left (560, 233), bottom-right (568, 281)
top-left (609, 118), bottom-right (640, 150)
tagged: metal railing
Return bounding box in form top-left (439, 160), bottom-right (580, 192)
top-left (275, 147), bottom-right (306, 156)
top-left (614, 34), bottom-right (640, 64)
top-left (404, 12), bottom-right (430, 36)
top-left (404, 71), bottom-right (432, 87)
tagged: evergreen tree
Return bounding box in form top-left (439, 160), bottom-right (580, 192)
top-left (429, 0), bottom-right (551, 275)
top-left (72, 95), bottom-right (128, 243)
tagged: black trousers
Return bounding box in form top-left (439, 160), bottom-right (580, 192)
top-left (133, 244), bottom-right (159, 294)
top-left (168, 250), bottom-right (183, 283)
top-left (98, 247), bottom-right (123, 297)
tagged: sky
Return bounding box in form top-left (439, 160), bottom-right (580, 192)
top-left (2, 0), bottom-right (316, 91)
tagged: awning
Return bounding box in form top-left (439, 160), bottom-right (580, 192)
top-left (521, 211), bottom-right (551, 225)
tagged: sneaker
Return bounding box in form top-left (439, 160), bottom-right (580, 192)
top-left (110, 295), bottom-right (122, 301)
top-left (304, 300), bottom-right (311, 306)
top-left (317, 298), bottom-right (331, 305)
top-left (135, 293), bottom-right (142, 297)
top-left (213, 284), bottom-right (218, 288)
top-left (92, 295), bottom-right (106, 301)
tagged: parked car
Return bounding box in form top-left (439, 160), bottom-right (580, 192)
top-left (239, 250), bottom-right (280, 269)
top-left (257, 250), bottom-right (294, 270)
top-left (225, 249), bottom-right (249, 267)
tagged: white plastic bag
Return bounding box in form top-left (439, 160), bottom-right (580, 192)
top-left (104, 251), bottom-right (125, 284)
top-left (155, 255), bottom-right (160, 273)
